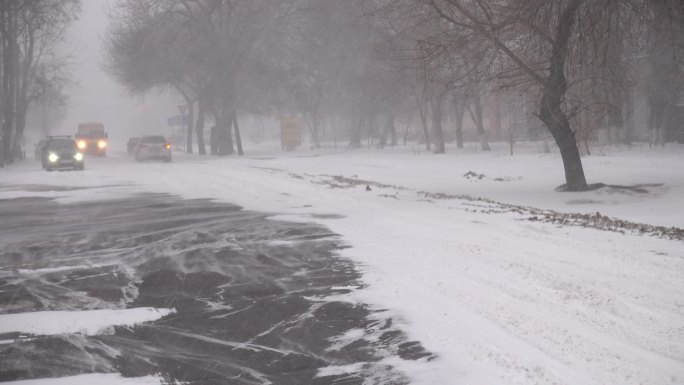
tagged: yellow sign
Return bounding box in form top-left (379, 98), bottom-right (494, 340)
top-left (280, 116), bottom-right (301, 150)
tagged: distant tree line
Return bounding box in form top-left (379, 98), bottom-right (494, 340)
top-left (105, 0), bottom-right (684, 191)
top-left (0, 0), bottom-right (80, 167)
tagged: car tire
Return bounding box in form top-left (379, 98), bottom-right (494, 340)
top-left (46, 166), bottom-right (53, 172)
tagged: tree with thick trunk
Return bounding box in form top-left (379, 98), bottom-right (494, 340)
top-left (232, 111), bottom-right (244, 156)
top-left (1, 1), bottom-right (18, 165)
top-left (186, 101), bottom-right (194, 153)
top-left (536, 0), bottom-right (587, 190)
top-left (466, 88), bottom-right (491, 152)
top-left (349, 110), bottom-right (362, 148)
top-left (305, 110), bottom-right (321, 148)
top-left (195, 100), bottom-right (206, 155)
top-left (12, 7), bottom-right (33, 161)
top-left (217, 112), bottom-right (234, 156)
top-left (452, 96), bottom-right (465, 149)
top-left (424, 0), bottom-right (589, 190)
top-left (430, 88), bottom-right (446, 154)
top-left (416, 94), bottom-right (431, 151)
top-left (378, 113), bottom-right (398, 148)
top-left (176, 86), bottom-right (195, 154)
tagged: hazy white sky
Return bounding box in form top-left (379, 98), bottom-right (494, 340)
top-left (56, 0), bottom-right (178, 146)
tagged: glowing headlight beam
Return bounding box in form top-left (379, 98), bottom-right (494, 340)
top-left (97, 140), bottom-right (107, 149)
top-left (77, 140), bottom-right (86, 149)
top-left (48, 153), bottom-right (59, 163)
top-left (74, 153), bottom-right (84, 161)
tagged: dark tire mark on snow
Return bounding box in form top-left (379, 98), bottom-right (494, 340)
top-left (0, 189), bottom-right (433, 384)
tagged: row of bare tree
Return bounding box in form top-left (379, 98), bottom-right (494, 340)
top-left (373, 0), bottom-right (684, 190)
top-left (106, 0), bottom-right (683, 191)
top-left (105, 0), bottom-right (392, 156)
top-left (0, 0), bottom-right (79, 166)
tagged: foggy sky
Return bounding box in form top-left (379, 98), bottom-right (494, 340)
top-left (55, 0), bottom-right (178, 147)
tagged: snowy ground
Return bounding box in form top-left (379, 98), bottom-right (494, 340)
top-left (1, 141), bottom-right (683, 385)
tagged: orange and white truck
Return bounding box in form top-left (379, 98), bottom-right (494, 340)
top-left (75, 122), bottom-right (108, 156)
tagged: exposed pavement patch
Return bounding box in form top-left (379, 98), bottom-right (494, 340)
top-left (0, 190), bottom-right (433, 384)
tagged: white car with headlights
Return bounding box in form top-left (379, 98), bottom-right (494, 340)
top-left (134, 135), bottom-right (172, 162)
top-left (40, 136), bottom-right (85, 171)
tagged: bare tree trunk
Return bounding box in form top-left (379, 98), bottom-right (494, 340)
top-left (186, 100), bottom-right (194, 154)
top-left (176, 87), bottom-right (195, 154)
top-left (210, 124), bottom-right (218, 155)
top-left (389, 114), bottom-right (397, 146)
top-left (304, 111), bottom-right (321, 148)
top-left (538, 0), bottom-right (588, 191)
top-left (232, 111), bottom-right (243, 156)
top-left (427, 0), bottom-right (591, 190)
top-left (431, 90), bottom-right (446, 154)
top-left (650, 106), bottom-right (664, 146)
top-left (308, 111), bottom-right (321, 148)
top-left (403, 119), bottom-right (410, 146)
top-left (378, 118), bottom-right (388, 149)
top-left (541, 95), bottom-right (588, 191)
top-left (2, 3), bottom-right (17, 165)
top-left (209, 106), bottom-right (219, 156)
top-left (467, 90), bottom-right (491, 151)
top-left (333, 115), bottom-right (338, 149)
top-left (12, 100), bottom-right (26, 160)
top-left (217, 96), bottom-right (234, 156)
top-left (378, 113), bottom-right (397, 148)
top-left (13, 50), bottom-right (28, 161)
top-left (0, 2), bottom-right (4, 167)
top-left (366, 112), bottom-right (374, 149)
top-left (417, 97), bottom-right (431, 151)
top-left (12, 17), bottom-right (33, 162)
top-left (348, 110), bottom-right (362, 148)
top-left (453, 96), bottom-right (465, 149)
top-left (622, 91), bottom-right (634, 146)
top-left (0, 3), bottom-right (5, 167)
top-left (196, 100), bottom-right (206, 155)
top-left (217, 110), bottom-right (234, 156)
top-left (506, 115), bottom-right (514, 156)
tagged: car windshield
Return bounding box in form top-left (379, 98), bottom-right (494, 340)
top-left (141, 136), bottom-right (166, 143)
top-left (47, 139), bottom-right (76, 149)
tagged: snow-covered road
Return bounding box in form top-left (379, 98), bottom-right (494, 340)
top-left (2, 143), bottom-right (683, 385)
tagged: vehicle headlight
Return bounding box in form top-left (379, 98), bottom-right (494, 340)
top-left (74, 153), bottom-right (84, 161)
top-left (48, 153), bottom-right (59, 163)
top-left (77, 140), bottom-right (86, 149)
top-left (98, 140), bottom-right (107, 149)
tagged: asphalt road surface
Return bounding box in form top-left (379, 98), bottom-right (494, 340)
top-left (0, 187), bottom-right (432, 384)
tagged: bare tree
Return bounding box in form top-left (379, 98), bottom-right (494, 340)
top-left (0, 0), bottom-right (79, 165)
top-left (365, 0), bottom-right (681, 190)
top-left (641, 1), bottom-right (684, 146)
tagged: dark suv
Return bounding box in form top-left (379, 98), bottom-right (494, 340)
top-left (41, 136), bottom-right (85, 171)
